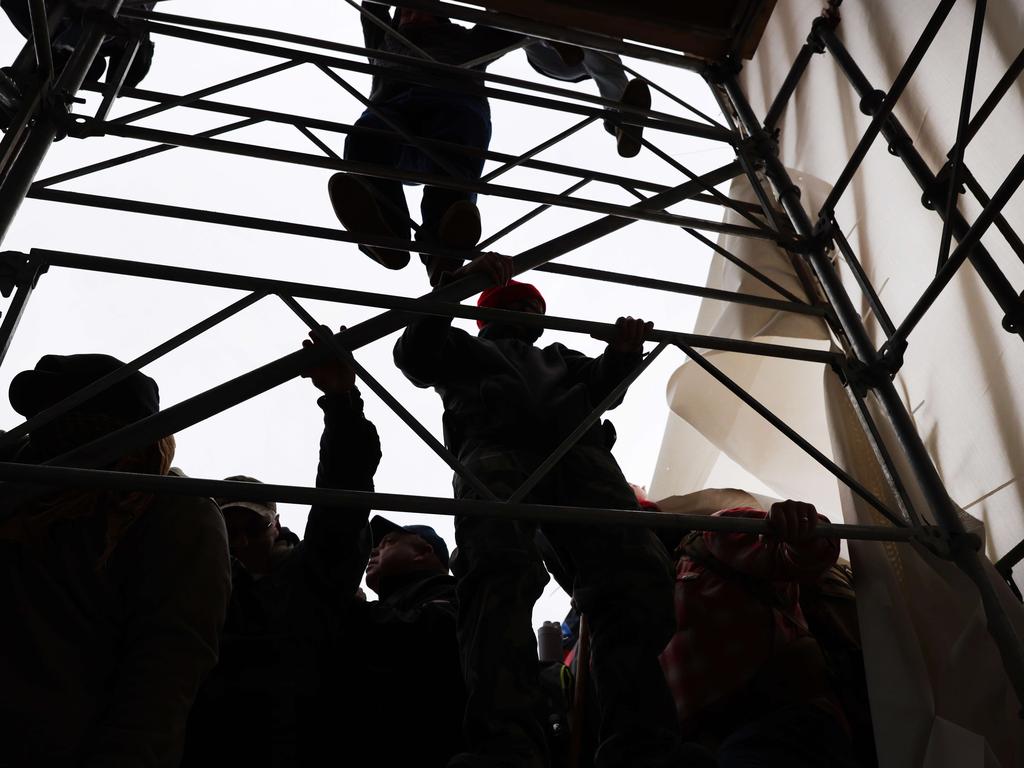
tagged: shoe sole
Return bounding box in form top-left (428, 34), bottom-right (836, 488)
top-left (438, 200), bottom-right (482, 250)
top-left (327, 173), bottom-right (410, 270)
top-left (617, 80), bottom-right (652, 159)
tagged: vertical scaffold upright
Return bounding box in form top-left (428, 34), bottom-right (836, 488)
top-left (0, 0), bottom-right (1022, 721)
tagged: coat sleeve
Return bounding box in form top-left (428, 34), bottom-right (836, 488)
top-left (83, 491), bottom-right (231, 768)
top-left (703, 508), bottom-right (840, 583)
top-left (359, 1), bottom-right (391, 51)
top-left (301, 388), bottom-right (382, 598)
top-left (560, 344), bottom-right (642, 410)
top-left (394, 311), bottom-right (476, 389)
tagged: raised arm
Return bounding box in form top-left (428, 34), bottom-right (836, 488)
top-left (358, 1), bottom-right (392, 52)
top-left (564, 316), bottom-right (653, 408)
top-left (300, 328), bottom-right (383, 595)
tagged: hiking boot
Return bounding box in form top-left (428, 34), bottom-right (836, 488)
top-left (615, 79), bottom-right (651, 159)
top-left (327, 172), bottom-right (410, 270)
top-left (438, 199), bottom-right (481, 250)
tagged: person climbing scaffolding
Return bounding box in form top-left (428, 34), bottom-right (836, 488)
top-left (328, 3), bottom-right (521, 285)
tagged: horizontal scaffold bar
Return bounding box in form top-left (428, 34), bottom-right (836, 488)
top-left (0, 165), bottom-right (766, 501)
top-left (56, 119), bottom-right (772, 239)
top-left (122, 12), bottom-right (732, 143)
top-left (26, 247), bottom-right (840, 365)
top-left (69, 83), bottom-right (762, 214)
top-left (0, 462), bottom-right (916, 543)
top-left (125, 3), bottom-right (708, 77)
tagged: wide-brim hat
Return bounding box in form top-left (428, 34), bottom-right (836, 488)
top-left (9, 353), bottom-right (159, 422)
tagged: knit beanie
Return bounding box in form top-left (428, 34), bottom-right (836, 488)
top-left (476, 281), bottom-right (546, 329)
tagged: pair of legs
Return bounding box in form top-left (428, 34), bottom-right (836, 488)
top-left (0, 0), bottom-right (154, 129)
top-left (332, 85), bottom-right (492, 284)
top-left (450, 443), bottom-right (679, 768)
top-left (523, 43), bottom-right (650, 158)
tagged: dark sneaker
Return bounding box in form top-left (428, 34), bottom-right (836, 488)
top-left (615, 79), bottom-right (652, 159)
top-left (438, 199), bottom-right (481, 250)
top-left (327, 172), bottom-right (410, 270)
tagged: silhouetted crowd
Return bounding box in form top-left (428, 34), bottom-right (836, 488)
top-left (1, 3), bottom-right (875, 767)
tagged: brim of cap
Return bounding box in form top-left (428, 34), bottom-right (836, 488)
top-left (220, 501), bottom-right (277, 523)
top-left (369, 514), bottom-right (405, 547)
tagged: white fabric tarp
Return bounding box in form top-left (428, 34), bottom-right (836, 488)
top-left (650, 1), bottom-right (1024, 765)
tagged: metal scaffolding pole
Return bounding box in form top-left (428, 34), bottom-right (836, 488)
top-left (0, 0), bottom-right (127, 246)
top-left (814, 22), bottom-right (1024, 345)
top-left (720, 73), bottom-right (1024, 708)
top-left (0, 461), bottom-right (917, 543)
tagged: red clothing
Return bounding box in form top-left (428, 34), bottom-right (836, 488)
top-left (659, 507), bottom-right (839, 725)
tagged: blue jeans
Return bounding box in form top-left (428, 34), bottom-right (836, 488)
top-left (344, 86), bottom-right (492, 257)
top-left (524, 42), bottom-right (629, 102)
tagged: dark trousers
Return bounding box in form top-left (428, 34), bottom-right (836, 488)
top-left (716, 703), bottom-right (860, 768)
top-left (452, 443), bottom-right (678, 766)
top-left (344, 86), bottom-right (492, 277)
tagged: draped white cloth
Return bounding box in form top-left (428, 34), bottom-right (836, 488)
top-left (650, 2), bottom-right (1024, 764)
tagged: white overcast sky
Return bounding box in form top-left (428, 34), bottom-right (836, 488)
top-left (0, 1), bottom-right (736, 623)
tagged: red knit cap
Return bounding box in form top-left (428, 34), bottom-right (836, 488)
top-left (476, 280), bottom-right (546, 329)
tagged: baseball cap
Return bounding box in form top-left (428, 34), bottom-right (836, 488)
top-left (370, 514), bottom-right (450, 570)
top-left (216, 475), bottom-right (277, 524)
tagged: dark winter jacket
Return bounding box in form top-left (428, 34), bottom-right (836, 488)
top-left (316, 569), bottom-right (462, 768)
top-left (0, 473), bottom-right (231, 768)
top-left (394, 314), bottom-right (641, 458)
top-left (358, 1), bottom-right (522, 102)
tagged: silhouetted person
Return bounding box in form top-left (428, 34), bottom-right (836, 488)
top-left (182, 329), bottom-right (381, 767)
top-left (660, 500), bottom-right (858, 767)
top-left (328, 3), bottom-right (520, 284)
top-left (0, 354), bottom-right (230, 767)
top-left (395, 253), bottom-right (682, 768)
top-left (0, 0), bottom-right (156, 129)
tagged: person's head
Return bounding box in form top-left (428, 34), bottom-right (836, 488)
top-left (216, 476), bottom-right (279, 575)
top-left (9, 354), bottom-right (171, 566)
top-left (10, 353), bottom-right (161, 463)
top-left (366, 515), bottom-right (449, 597)
top-left (476, 280), bottom-right (546, 343)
